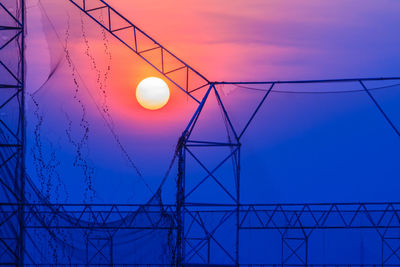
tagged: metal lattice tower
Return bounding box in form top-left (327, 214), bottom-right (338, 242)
top-left (0, 0), bottom-right (25, 265)
top-left (1, 0), bottom-right (400, 266)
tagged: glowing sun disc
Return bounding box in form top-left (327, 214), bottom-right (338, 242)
top-left (136, 77), bottom-right (170, 110)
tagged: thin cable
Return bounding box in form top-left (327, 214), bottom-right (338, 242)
top-left (233, 83), bottom-right (400, 94)
top-left (37, 1), bottom-right (151, 193)
top-left (360, 81), bottom-right (400, 137)
top-left (234, 82), bottom-right (400, 137)
top-left (30, 55), bottom-right (63, 96)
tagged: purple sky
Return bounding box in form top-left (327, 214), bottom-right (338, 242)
top-left (25, 0), bottom-right (400, 204)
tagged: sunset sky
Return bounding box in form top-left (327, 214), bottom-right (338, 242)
top-left (106, 0), bottom-right (400, 81)
top-left (25, 0), bottom-right (400, 205)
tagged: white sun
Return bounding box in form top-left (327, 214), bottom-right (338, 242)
top-left (136, 77), bottom-right (170, 110)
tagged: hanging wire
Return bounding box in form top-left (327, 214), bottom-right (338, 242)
top-left (37, 0), bottom-right (151, 194)
top-left (233, 82), bottom-right (400, 94)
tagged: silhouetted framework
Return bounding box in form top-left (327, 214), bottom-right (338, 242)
top-left (176, 203), bottom-right (400, 266)
top-left (0, 0), bottom-right (25, 265)
top-left (239, 203), bottom-right (400, 266)
top-left (1, 0), bottom-right (400, 266)
top-left (2, 202), bottom-right (400, 265)
top-left (178, 79), bottom-right (400, 266)
top-left (68, 0), bottom-right (210, 104)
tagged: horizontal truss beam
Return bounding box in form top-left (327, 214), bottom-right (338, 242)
top-left (69, 0), bottom-right (210, 103)
top-left (1, 202), bottom-right (400, 230)
top-left (214, 77), bottom-right (400, 85)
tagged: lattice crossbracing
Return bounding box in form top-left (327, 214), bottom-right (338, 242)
top-left (1, 0), bottom-right (400, 266)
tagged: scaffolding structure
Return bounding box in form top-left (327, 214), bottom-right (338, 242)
top-left (1, 0), bottom-right (400, 266)
top-left (0, 0), bottom-right (25, 265)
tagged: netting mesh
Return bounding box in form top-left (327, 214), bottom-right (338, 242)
top-left (1, 0), bottom-right (400, 265)
top-left (183, 81), bottom-right (400, 206)
top-left (3, 0), bottom-right (183, 264)
top-left (22, 0), bottom-right (203, 207)
top-left (22, 189), bottom-right (176, 265)
top-left (182, 81), bottom-right (400, 264)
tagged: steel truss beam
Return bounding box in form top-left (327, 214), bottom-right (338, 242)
top-left (0, 0), bottom-right (398, 265)
top-left (1, 201), bottom-right (177, 265)
top-left (69, 0), bottom-right (400, 264)
top-left (2, 202), bottom-right (400, 265)
top-left (68, 0), bottom-right (210, 104)
top-left (0, 0), bottom-right (25, 266)
top-left (20, 203), bottom-right (177, 230)
top-left (178, 78), bottom-right (400, 266)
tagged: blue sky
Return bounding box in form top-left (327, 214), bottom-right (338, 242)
top-left (25, 0), bottom-right (400, 205)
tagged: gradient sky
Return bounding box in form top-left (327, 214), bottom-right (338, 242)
top-left (17, 1), bottom-right (400, 263)
top-left (25, 0), bottom-right (400, 205)
top-left (106, 0), bottom-right (400, 80)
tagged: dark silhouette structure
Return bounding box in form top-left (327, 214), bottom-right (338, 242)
top-left (1, 0), bottom-right (400, 265)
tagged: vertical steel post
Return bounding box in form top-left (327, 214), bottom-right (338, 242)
top-left (0, 0), bottom-right (25, 262)
top-left (176, 84), bottom-right (213, 266)
top-left (110, 235), bottom-right (114, 267)
top-left (381, 235), bottom-right (384, 267)
top-left (17, 0), bottom-right (26, 265)
top-left (176, 135), bottom-right (185, 266)
top-left (236, 145), bottom-right (241, 266)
